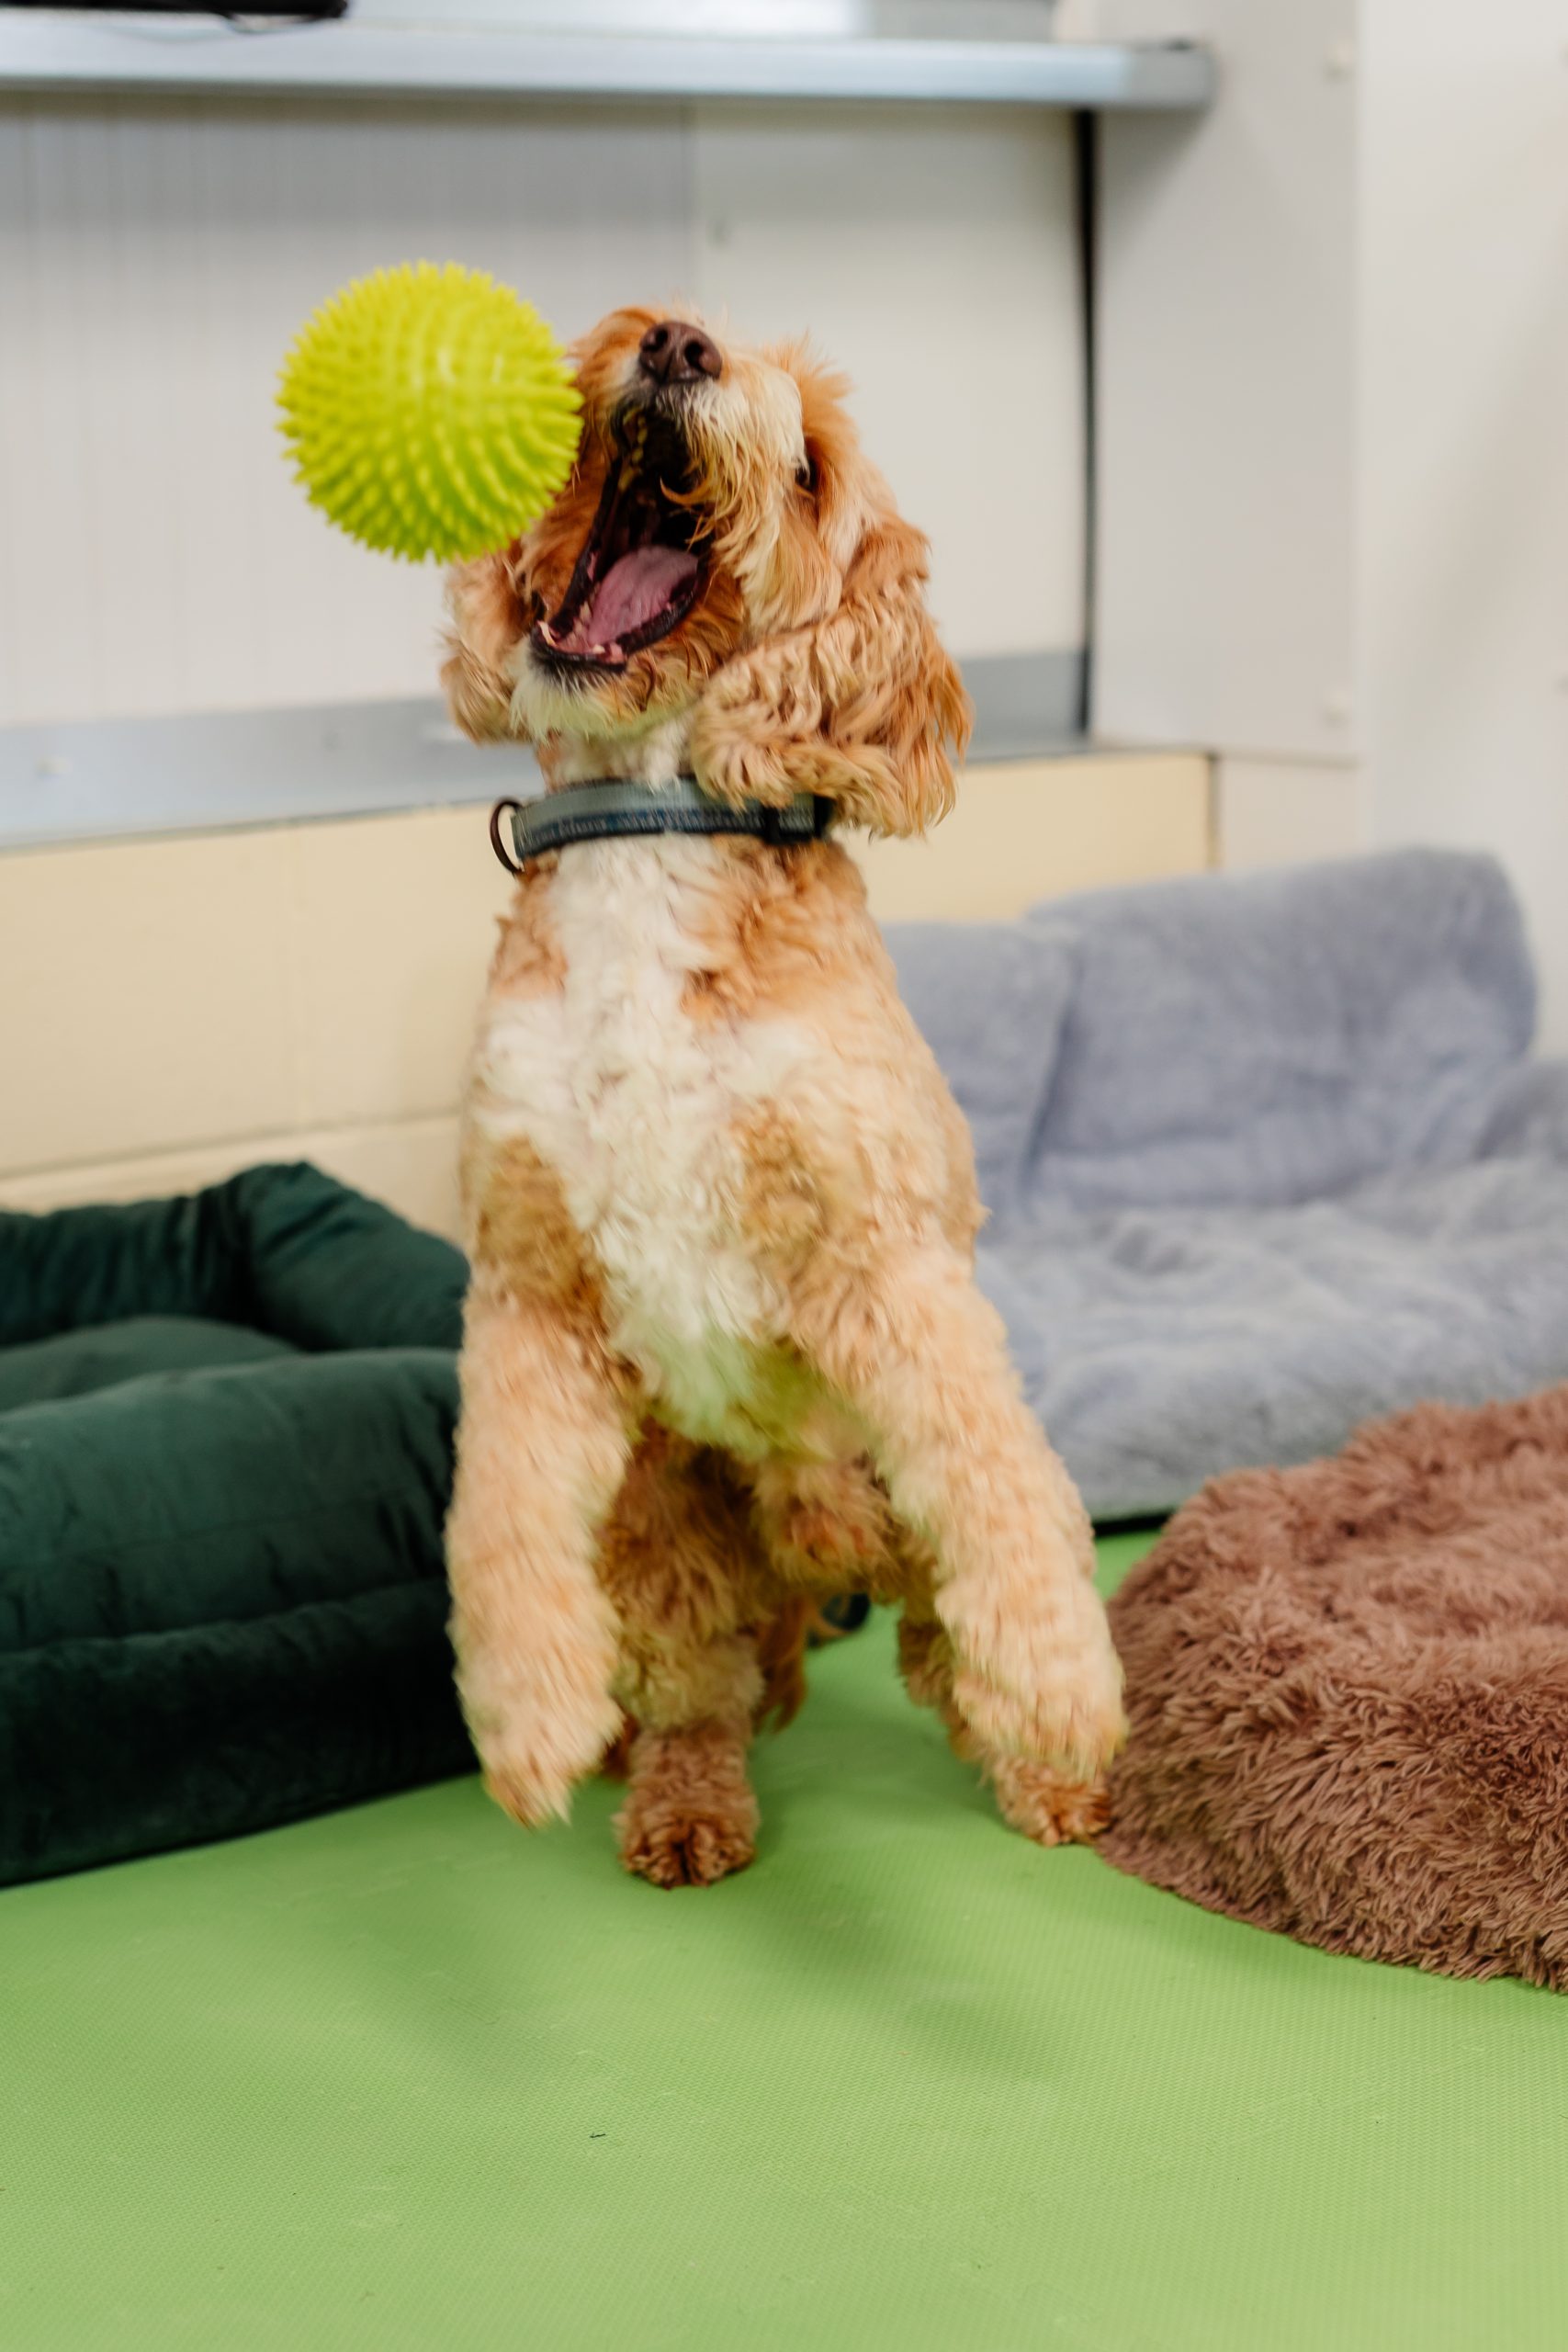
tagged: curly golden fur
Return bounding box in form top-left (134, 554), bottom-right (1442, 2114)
top-left (442, 307), bottom-right (1124, 1886)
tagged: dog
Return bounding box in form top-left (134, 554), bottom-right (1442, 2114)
top-left (441, 307), bottom-right (1125, 1886)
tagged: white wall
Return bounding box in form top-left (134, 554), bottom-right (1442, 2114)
top-left (0, 100), bottom-right (684, 724)
top-left (691, 105), bottom-right (1086, 660)
top-left (1359, 1), bottom-right (1568, 1046)
top-left (1089, 0), bottom-right (1568, 1044)
top-left (0, 94), bottom-right (1085, 729)
top-left (1092, 0), bottom-right (1359, 764)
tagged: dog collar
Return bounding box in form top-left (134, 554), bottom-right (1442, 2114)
top-left (489, 776), bottom-right (833, 875)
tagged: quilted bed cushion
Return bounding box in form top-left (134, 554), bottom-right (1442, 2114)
top-left (0, 1165), bottom-right (473, 1887)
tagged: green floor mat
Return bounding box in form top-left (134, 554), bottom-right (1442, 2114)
top-left (4, 1531), bottom-right (1565, 2352)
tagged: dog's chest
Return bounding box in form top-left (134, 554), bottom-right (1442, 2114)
top-left (472, 840), bottom-right (807, 1442)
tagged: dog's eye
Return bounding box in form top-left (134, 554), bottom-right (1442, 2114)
top-left (795, 456), bottom-right (818, 497)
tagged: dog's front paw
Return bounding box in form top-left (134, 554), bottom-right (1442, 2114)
top-left (463, 1675), bottom-right (622, 1830)
top-left (988, 1755), bottom-right (1113, 1848)
top-left (480, 1755), bottom-right (575, 1830)
top-left (946, 1567), bottom-right (1127, 1781)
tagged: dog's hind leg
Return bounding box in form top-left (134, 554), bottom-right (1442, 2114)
top-left (615, 1714), bottom-right (760, 1890)
top-left (793, 1242), bottom-right (1126, 1784)
top-left (602, 1432), bottom-right (772, 1888)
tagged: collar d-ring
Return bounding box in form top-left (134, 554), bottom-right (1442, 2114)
top-left (489, 798), bottom-right (525, 877)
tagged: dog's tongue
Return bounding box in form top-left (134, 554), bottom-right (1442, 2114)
top-left (587, 545), bottom-right (697, 644)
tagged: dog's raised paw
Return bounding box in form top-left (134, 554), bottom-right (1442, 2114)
top-left (463, 1663), bottom-right (625, 1832)
top-left (482, 1760), bottom-right (573, 1830)
top-left (987, 1756), bottom-right (1113, 1847)
top-left (945, 1563), bottom-right (1127, 1778)
top-left (953, 1661), bottom-right (1127, 1782)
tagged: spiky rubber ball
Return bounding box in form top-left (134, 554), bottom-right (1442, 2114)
top-left (277, 263), bottom-right (581, 562)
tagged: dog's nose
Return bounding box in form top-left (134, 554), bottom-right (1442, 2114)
top-left (637, 319), bottom-right (723, 389)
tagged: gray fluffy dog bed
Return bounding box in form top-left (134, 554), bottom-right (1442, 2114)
top-left (889, 849), bottom-right (1568, 1518)
top-left (1100, 1385), bottom-right (1568, 1990)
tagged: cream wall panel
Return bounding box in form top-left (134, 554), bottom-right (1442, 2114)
top-left (0, 1141), bottom-right (268, 1216)
top-left (691, 105), bottom-right (1086, 660)
top-left (0, 1116), bottom-right (464, 1243)
top-left (0, 827), bottom-right (299, 1174)
top-left (0, 755), bottom-right (1204, 1233)
top-left (290, 804), bottom-right (512, 1130)
top-left (852, 752), bottom-right (1213, 922)
top-left (0, 804), bottom-right (503, 1195)
top-left (1216, 755), bottom-right (1366, 872)
top-left (303, 1115), bottom-right (464, 1241)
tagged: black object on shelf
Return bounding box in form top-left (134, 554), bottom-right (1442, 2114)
top-left (3, 3), bottom-right (350, 17)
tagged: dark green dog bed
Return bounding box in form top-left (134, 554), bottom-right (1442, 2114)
top-left (0, 1164), bottom-right (475, 1888)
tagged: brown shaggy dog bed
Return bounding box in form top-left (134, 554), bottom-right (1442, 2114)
top-left (1100, 1386), bottom-right (1568, 1990)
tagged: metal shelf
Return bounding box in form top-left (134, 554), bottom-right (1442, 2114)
top-left (0, 651), bottom-right (1086, 852)
top-left (0, 19), bottom-right (1215, 110)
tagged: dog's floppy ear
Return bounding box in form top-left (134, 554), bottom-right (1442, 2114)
top-left (690, 360), bottom-right (972, 837)
top-left (442, 545), bottom-right (531, 741)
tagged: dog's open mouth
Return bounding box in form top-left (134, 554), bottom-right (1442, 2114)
top-left (532, 412), bottom-right (705, 673)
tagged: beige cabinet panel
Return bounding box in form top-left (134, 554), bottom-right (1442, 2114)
top-left (0, 829), bottom-right (299, 1175)
top-left (0, 752), bottom-right (1209, 1230)
top-left (289, 808), bottom-right (513, 1131)
top-left (853, 752), bottom-right (1213, 922)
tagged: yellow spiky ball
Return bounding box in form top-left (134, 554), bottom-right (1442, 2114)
top-left (276, 263), bottom-right (582, 563)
